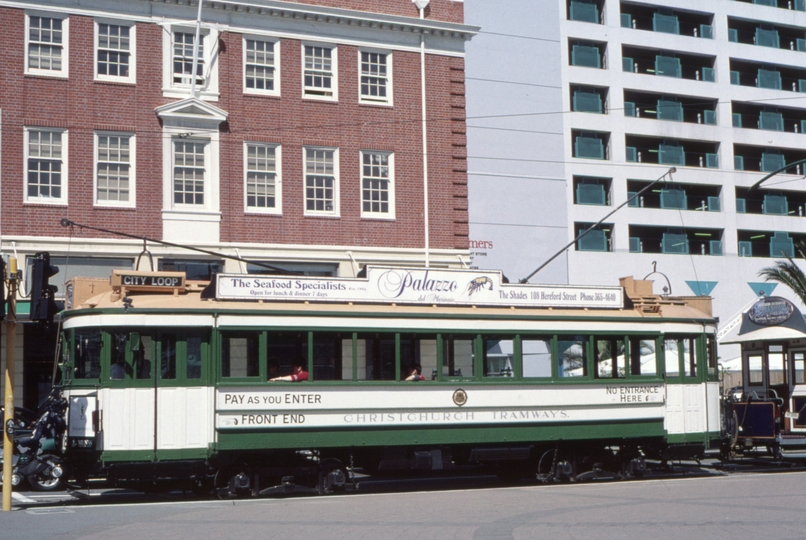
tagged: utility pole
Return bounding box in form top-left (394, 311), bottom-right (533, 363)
top-left (2, 257), bottom-right (18, 511)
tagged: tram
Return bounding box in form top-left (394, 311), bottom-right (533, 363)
top-left (721, 295), bottom-right (806, 460)
top-left (57, 267), bottom-right (720, 494)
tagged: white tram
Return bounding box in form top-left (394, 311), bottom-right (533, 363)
top-left (59, 267), bottom-right (720, 493)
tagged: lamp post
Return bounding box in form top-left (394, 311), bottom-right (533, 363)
top-left (413, 0), bottom-right (430, 267)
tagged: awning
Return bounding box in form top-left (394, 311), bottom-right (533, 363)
top-left (721, 325), bottom-right (806, 344)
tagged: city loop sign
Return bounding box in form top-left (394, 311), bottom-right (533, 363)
top-left (214, 267), bottom-right (623, 309)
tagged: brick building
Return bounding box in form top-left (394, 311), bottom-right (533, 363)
top-left (0, 0), bottom-right (476, 408)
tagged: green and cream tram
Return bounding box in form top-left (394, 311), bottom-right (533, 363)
top-left (59, 267), bottom-right (720, 493)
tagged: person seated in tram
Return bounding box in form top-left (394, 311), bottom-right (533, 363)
top-left (110, 357), bottom-right (126, 380)
top-left (404, 363), bottom-right (425, 381)
top-left (270, 357), bottom-right (309, 382)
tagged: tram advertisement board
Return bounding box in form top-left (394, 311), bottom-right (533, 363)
top-left (215, 267), bottom-right (623, 308)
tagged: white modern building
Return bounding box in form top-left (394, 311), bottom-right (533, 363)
top-left (466, 0), bottom-right (806, 357)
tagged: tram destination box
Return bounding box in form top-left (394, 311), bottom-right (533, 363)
top-left (110, 270), bottom-right (186, 294)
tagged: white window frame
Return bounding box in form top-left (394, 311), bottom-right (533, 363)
top-left (244, 142), bottom-right (282, 214)
top-left (24, 127), bottom-right (68, 205)
top-left (170, 137), bottom-right (211, 210)
top-left (162, 25), bottom-right (219, 100)
top-left (243, 36), bottom-right (280, 97)
top-left (302, 42), bottom-right (338, 101)
top-left (360, 150), bottom-right (395, 219)
top-left (94, 132), bottom-right (135, 208)
top-left (358, 49), bottom-right (392, 106)
top-left (25, 13), bottom-right (69, 78)
top-left (303, 146), bottom-right (339, 216)
top-left (94, 19), bottom-right (136, 84)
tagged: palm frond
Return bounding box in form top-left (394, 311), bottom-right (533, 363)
top-left (758, 252), bottom-right (806, 306)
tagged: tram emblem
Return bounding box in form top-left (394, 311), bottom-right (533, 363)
top-left (453, 389), bottom-right (468, 407)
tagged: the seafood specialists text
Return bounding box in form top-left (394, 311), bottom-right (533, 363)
top-left (227, 278), bottom-right (347, 292)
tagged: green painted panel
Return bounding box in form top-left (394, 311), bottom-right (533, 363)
top-left (216, 420), bottom-right (667, 450)
top-left (100, 448), bottom-right (210, 463)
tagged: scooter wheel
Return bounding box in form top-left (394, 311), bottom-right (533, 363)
top-left (28, 474), bottom-right (64, 492)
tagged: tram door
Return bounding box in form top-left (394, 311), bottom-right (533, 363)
top-left (663, 337), bottom-right (705, 437)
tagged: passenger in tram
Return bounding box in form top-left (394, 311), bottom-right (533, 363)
top-left (110, 357), bottom-right (126, 380)
top-left (404, 363), bottom-right (426, 381)
top-left (267, 358), bottom-right (280, 380)
top-left (270, 357), bottom-right (309, 382)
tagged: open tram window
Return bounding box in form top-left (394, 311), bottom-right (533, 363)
top-left (399, 334), bottom-right (438, 381)
top-left (161, 334), bottom-right (177, 380)
top-left (311, 332), bottom-right (345, 380)
top-left (629, 338), bottom-right (657, 376)
top-left (221, 332), bottom-right (260, 378)
top-left (266, 332), bottom-right (307, 380)
top-left (132, 334), bottom-right (153, 380)
top-left (706, 337), bottom-right (717, 377)
top-left (558, 336), bottom-right (587, 377)
top-left (110, 332), bottom-right (131, 380)
top-left (72, 329), bottom-right (101, 379)
top-left (357, 333), bottom-right (395, 380)
top-left (442, 335), bottom-right (475, 378)
top-left (522, 337), bottom-right (552, 378)
top-left (483, 336), bottom-right (514, 378)
top-left (682, 338), bottom-right (696, 378)
top-left (595, 337), bottom-right (625, 379)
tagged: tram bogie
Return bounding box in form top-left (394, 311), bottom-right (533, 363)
top-left (50, 267), bottom-right (723, 493)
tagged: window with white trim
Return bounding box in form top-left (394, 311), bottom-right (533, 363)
top-left (96, 22), bottom-right (134, 82)
top-left (244, 38), bottom-right (278, 95)
top-left (26, 15), bottom-right (68, 77)
top-left (359, 51), bottom-right (391, 105)
top-left (173, 139), bottom-right (207, 206)
top-left (304, 147), bottom-right (338, 215)
top-left (303, 44), bottom-right (337, 99)
top-left (361, 151), bottom-right (394, 217)
top-left (245, 143), bottom-right (280, 212)
top-left (162, 26), bottom-right (219, 99)
top-left (26, 128), bottom-right (67, 204)
top-left (95, 133), bottom-right (134, 206)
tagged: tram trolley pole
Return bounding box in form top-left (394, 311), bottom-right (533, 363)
top-left (3, 257), bottom-right (18, 512)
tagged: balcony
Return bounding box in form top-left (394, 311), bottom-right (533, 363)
top-left (571, 86), bottom-right (608, 114)
top-left (730, 59), bottom-right (806, 92)
top-left (624, 91), bottom-right (717, 124)
top-left (733, 0), bottom-right (806, 11)
top-left (575, 223), bottom-right (613, 252)
top-left (574, 176), bottom-right (612, 205)
top-left (733, 144), bottom-right (806, 173)
top-left (568, 0), bottom-right (603, 23)
top-left (625, 136), bottom-right (719, 168)
top-left (628, 225), bottom-right (724, 255)
top-left (620, 3), bottom-right (713, 38)
top-left (570, 40), bottom-right (606, 69)
top-left (731, 101), bottom-right (806, 133)
top-left (735, 187), bottom-right (806, 217)
top-left (737, 230), bottom-right (802, 258)
top-left (622, 46), bottom-right (715, 82)
top-left (573, 131), bottom-right (609, 160)
top-left (627, 180), bottom-right (721, 211)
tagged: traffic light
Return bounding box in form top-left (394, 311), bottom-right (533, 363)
top-left (29, 252), bottom-right (61, 323)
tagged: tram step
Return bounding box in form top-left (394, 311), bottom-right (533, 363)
top-left (779, 436), bottom-right (806, 449)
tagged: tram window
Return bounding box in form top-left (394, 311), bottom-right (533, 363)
top-left (357, 334), bottom-right (395, 380)
top-left (793, 352), bottom-right (805, 384)
top-left (222, 333), bottom-right (259, 378)
top-left (187, 336), bottom-right (202, 379)
top-left (73, 329), bottom-right (101, 379)
top-left (161, 334), bottom-right (177, 380)
top-left (522, 338), bottom-right (551, 378)
top-left (266, 333), bottom-right (307, 380)
top-left (768, 351), bottom-right (786, 386)
top-left (442, 336), bottom-right (475, 378)
top-left (110, 333), bottom-right (131, 380)
top-left (663, 339), bottom-right (679, 377)
top-left (629, 339), bottom-right (656, 376)
top-left (483, 337), bottom-right (514, 378)
top-left (400, 335), bottom-right (438, 381)
top-left (706, 337), bottom-right (717, 376)
top-left (312, 333), bottom-right (345, 380)
top-left (747, 354), bottom-right (763, 385)
top-left (558, 336), bottom-right (586, 377)
top-left (595, 338), bottom-right (625, 379)
top-left (683, 338), bottom-right (696, 378)
top-left (133, 335), bottom-right (153, 380)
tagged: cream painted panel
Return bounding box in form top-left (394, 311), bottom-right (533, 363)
top-left (664, 385), bottom-right (685, 434)
top-left (157, 387), bottom-right (213, 449)
top-left (683, 384), bottom-right (704, 434)
top-left (102, 388), bottom-right (154, 451)
top-left (706, 382), bottom-right (720, 433)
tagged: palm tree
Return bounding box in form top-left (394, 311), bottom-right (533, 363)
top-left (758, 239), bottom-right (806, 305)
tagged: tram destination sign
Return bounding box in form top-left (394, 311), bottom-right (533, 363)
top-left (215, 267), bottom-right (623, 309)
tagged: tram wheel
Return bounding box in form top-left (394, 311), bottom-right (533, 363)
top-left (317, 458), bottom-right (348, 495)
